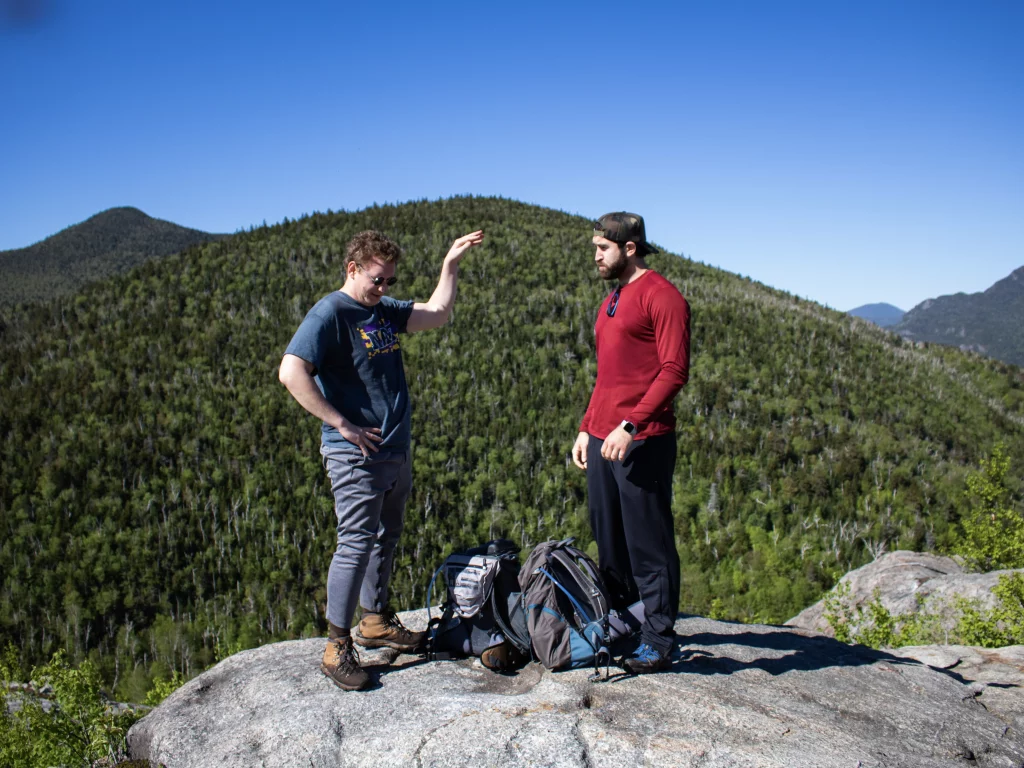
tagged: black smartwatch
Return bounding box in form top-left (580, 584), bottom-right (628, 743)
top-left (619, 419), bottom-right (636, 435)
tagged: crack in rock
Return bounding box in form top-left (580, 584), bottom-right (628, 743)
top-left (572, 712), bottom-right (597, 768)
top-left (503, 723), bottom-right (526, 763)
top-left (410, 719), bottom-right (457, 768)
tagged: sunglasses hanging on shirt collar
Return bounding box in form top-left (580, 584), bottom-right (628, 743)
top-left (606, 285), bottom-right (622, 317)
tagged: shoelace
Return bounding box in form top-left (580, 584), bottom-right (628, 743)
top-left (329, 640), bottom-right (362, 670)
top-left (340, 642), bottom-right (362, 671)
top-left (379, 611), bottom-right (408, 633)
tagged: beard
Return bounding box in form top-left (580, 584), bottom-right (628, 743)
top-left (600, 259), bottom-right (627, 281)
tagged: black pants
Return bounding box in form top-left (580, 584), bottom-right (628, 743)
top-left (587, 432), bottom-right (680, 656)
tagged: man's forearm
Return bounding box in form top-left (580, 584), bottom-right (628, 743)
top-left (406, 231), bottom-right (483, 334)
top-left (579, 387), bottom-right (598, 434)
top-left (426, 258), bottom-right (460, 318)
top-left (626, 362), bottom-right (688, 427)
top-left (280, 367), bottom-right (341, 429)
top-left (407, 259), bottom-right (460, 332)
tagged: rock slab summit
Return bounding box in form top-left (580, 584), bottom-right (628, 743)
top-left (128, 611), bottom-right (1023, 767)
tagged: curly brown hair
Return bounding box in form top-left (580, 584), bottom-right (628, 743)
top-left (345, 230), bottom-right (403, 270)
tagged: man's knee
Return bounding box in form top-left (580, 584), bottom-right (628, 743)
top-left (374, 520), bottom-right (404, 548)
top-left (334, 524), bottom-right (376, 559)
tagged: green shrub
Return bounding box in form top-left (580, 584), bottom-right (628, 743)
top-left (144, 670), bottom-right (186, 707)
top-left (0, 647), bottom-right (142, 768)
top-left (823, 573), bottom-right (1024, 650)
top-left (990, 572), bottom-right (1024, 641)
top-left (954, 444), bottom-right (1024, 571)
top-left (822, 581), bottom-right (855, 644)
top-left (823, 584), bottom-right (898, 647)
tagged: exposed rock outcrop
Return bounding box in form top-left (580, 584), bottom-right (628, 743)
top-left (128, 611), bottom-right (1024, 767)
top-left (786, 550), bottom-right (1022, 635)
top-left (890, 645), bottom-right (1024, 735)
top-left (4, 681), bottom-right (145, 718)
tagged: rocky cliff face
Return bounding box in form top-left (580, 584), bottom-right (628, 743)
top-left (128, 611), bottom-right (1023, 767)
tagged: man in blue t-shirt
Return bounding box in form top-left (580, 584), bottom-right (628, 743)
top-left (280, 228), bottom-right (483, 691)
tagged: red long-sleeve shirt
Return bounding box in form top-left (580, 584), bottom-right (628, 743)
top-left (579, 270), bottom-right (691, 440)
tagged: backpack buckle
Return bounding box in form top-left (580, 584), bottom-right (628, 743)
top-left (589, 646), bottom-right (612, 682)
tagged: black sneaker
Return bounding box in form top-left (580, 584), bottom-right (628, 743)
top-left (622, 642), bottom-right (670, 674)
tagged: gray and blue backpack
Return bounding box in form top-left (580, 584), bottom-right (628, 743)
top-left (518, 538), bottom-right (643, 676)
top-left (426, 537), bottom-right (644, 678)
top-left (425, 539), bottom-right (532, 669)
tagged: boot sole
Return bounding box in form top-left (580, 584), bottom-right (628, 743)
top-left (320, 663), bottom-right (371, 691)
top-left (480, 652), bottom-right (507, 671)
top-left (352, 628), bottom-right (423, 653)
top-left (480, 644), bottom-right (510, 671)
top-left (622, 659), bottom-right (670, 675)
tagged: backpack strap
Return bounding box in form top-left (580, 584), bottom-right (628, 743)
top-left (425, 561), bottom-right (447, 622)
top-left (551, 544), bottom-right (603, 590)
top-left (536, 566), bottom-right (595, 625)
top-left (490, 589), bottom-right (532, 657)
top-left (590, 645), bottom-right (612, 681)
top-left (547, 550), bottom-right (609, 625)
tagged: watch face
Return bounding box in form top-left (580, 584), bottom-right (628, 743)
top-left (622, 421), bottom-right (635, 434)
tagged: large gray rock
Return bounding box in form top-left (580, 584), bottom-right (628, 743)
top-left (786, 550), bottom-right (1022, 635)
top-left (890, 645), bottom-right (1024, 734)
top-left (128, 611), bottom-right (1024, 767)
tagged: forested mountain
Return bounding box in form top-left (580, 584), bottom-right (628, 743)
top-left (1, 197), bottom-right (1022, 701)
top-left (893, 266), bottom-right (1024, 367)
top-left (0, 207), bottom-right (225, 307)
top-left (847, 302), bottom-right (904, 328)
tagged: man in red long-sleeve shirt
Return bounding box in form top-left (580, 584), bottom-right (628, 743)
top-left (571, 212), bottom-right (691, 674)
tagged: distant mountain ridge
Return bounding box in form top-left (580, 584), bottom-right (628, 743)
top-left (893, 266), bottom-right (1024, 367)
top-left (847, 302), bottom-right (905, 327)
top-left (0, 207), bottom-right (225, 306)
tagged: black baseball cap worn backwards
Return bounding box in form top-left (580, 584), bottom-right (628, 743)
top-left (593, 212), bottom-right (659, 255)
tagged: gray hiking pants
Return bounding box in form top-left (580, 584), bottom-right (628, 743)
top-left (320, 444), bottom-right (412, 628)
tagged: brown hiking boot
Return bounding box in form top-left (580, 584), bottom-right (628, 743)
top-left (480, 641), bottom-right (509, 671)
top-left (480, 640), bottom-right (528, 672)
top-left (321, 636), bottom-right (371, 691)
top-left (354, 608), bottom-right (426, 653)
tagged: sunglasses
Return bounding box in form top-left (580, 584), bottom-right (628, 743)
top-left (357, 264), bottom-right (398, 287)
top-left (606, 286), bottom-right (622, 317)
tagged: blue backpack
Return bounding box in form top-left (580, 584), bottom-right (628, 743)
top-left (519, 538), bottom-right (642, 676)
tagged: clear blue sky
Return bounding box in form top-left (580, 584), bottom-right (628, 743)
top-left (1, 0), bottom-right (1021, 311)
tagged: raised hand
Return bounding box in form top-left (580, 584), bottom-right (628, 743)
top-left (444, 230), bottom-right (484, 264)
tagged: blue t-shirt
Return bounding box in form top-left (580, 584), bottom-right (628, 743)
top-left (285, 291), bottom-right (415, 453)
